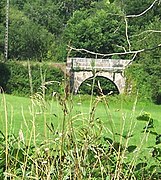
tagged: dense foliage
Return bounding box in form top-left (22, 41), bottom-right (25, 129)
top-left (64, 4), bottom-right (127, 57)
top-left (0, 0), bottom-right (161, 102)
top-left (0, 61), bottom-right (64, 97)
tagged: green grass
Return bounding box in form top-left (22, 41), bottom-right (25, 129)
top-left (0, 93), bottom-right (161, 145)
top-left (0, 93), bottom-right (63, 144)
top-left (71, 95), bottom-right (161, 147)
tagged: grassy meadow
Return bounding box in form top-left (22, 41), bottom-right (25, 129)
top-left (0, 92), bottom-right (161, 179)
top-left (1, 93), bottom-right (160, 133)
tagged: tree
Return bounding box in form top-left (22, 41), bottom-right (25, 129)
top-left (8, 8), bottom-right (55, 60)
top-left (64, 2), bottom-right (128, 57)
top-left (0, 0), bottom-right (5, 23)
top-left (127, 17), bottom-right (161, 102)
top-left (10, 0), bottom-right (27, 10)
top-left (23, 0), bottom-right (64, 35)
top-left (56, 0), bottom-right (102, 22)
top-left (64, 0), bottom-right (161, 102)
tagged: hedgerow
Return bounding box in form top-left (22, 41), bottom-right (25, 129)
top-left (0, 61), bottom-right (64, 97)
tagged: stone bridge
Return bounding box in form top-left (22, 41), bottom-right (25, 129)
top-left (66, 58), bottom-right (132, 94)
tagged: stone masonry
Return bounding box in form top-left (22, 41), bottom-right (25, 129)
top-left (66, 58), bottom-right (132, 94)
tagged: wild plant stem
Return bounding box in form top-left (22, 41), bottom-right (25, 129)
top-left (59, 100), bottom-right (67, 179)
top-left (3, 93), bottom-right (8, 177)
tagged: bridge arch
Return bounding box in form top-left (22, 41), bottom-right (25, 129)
top-left (67, 58), bottom-right (132, 94)
top-left (72, 71), bottom-right (124, 94)
top-left (78, 75), bottom-right (120, 95)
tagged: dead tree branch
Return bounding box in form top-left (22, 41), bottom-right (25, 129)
top-left (126, 0), bottom-right (158, 18)
top-left (67, 44), bottom-right (161, 59)
top-left (124, 17), bottom-right (131, 51)
top-left (131, 30), bottom-right (161, 37)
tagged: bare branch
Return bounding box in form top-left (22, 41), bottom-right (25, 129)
top-left (131, 53), bottom-right (138, 61)
top-left (126, 0), bottom-right (158, 18)
top-left (116, 45), bottom-right (127, 52)
top-left (131, 29), bottom-right (161, 37)
top-left (67, 44), bottom-right (161, 58)
top-left (124, 17), bottom-right (131, 51)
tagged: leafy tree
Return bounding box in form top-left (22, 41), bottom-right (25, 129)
top-left (56, 0), bottom-right (103, 22)
top-left (64, 2), bottom-right (128, 57)
top-left (0, 25), bottom-right (5, 59)
top-left (0, 0), bottom-right (5, 23)
top-left (1, 0), bottom-right (161, 101)
top-left (126, 17), bottom-right (161, 103)
top-left (8, 8), bottom-right (55, 60)
top-left (10, 0), bottom-right (27, 10)
top-left (117, 0), bottom-right (161, 25)
top-left (23, 0), bottom-right (63, 35)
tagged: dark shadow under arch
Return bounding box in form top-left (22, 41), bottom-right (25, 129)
top-left (78, 76), bottom-right (119, 95)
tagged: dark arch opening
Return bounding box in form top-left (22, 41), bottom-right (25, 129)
top-left (78, 76), bottom-right (119, 95)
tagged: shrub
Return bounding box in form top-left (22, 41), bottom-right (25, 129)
top-left (0, 61), bottom-right (64, 97)
top-left (0, 62), bottom-right (11, 92)
top-left (151, 79), bottom-right (161, 105)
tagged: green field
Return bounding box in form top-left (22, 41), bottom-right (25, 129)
top-left (0, 93), bottom-right (161, 145)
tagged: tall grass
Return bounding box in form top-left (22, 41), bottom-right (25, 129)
top-left (0, 78), bottom-right (161, 179)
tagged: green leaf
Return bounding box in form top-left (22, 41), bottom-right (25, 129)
top-left (156, 134), bottom-right (161, 145)
top-left (135, 162), bottom-right (147, 171)
top-left (149, 131), bottom-right (158, 136)
top-left (127, 145), bottom-right (137, 153)
top-left (109, 0), bottom-right (115, 3)
top-left (113, 142), bottom-right (124, 152)
top-left (149, 165), bottom-right (157, 172)
top-left (143, 119), bottom-right (154, 129)
top-left (115, 131), bottom-right (133, 139)
top-left (136, 112), bottom-right (152, 121)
